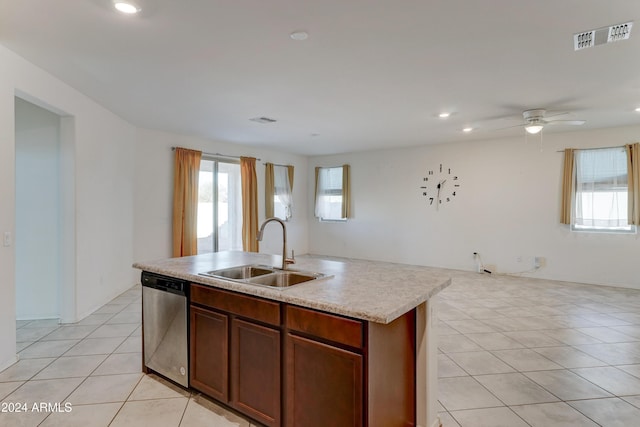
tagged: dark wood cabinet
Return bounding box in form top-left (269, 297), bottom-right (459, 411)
top-left (286, 333), bottom-right (363, 427)
top-left (190, 284), bottom-right (281, 426)
top-left (189, 283), bottom-right (416, 427)
top-left (190, 305), bottom-right (228, 401)
top-left (285, 304), bottom-right (415, 427)
top-left (231, 318), bottom-right (281, 427)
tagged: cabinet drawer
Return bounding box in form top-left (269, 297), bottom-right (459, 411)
top-left (191, 284), bottom-right (280, 326)
top-left (286, 305), bottom-right (363, 349)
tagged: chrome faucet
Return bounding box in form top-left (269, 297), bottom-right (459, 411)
top-left (257, 217), bottom-right (295, 270)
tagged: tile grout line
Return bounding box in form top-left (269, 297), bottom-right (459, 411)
top-left (6, 287), bottom-right (142, 427)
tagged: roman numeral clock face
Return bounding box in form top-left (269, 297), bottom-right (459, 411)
top-left (419, 163), bottom-right (460, 210)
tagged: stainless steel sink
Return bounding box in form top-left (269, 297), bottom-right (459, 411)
top-left (247, 271), bottom-right (322, 288)
top-left (199, 264), bottom-right (330, 288)
top-left (199, 265), bottom-right (275, 280)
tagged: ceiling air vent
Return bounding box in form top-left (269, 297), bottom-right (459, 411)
top-left (249, 117), bottom-right (277, 124)
top-left (574, 30), bottom-right (595, 50)
top-left (574, 21), bottom-right (633, 51)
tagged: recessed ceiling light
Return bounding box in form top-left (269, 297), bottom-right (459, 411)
top-left (635, 107), bottom-right (640, 112)
top-left (438, 112), bottom-right (450, 119)
top-left (113, 1), bottom-right (140, 14)
top-left (462, 127), bottom-right (473, 133)
top-left (290, 31), bottom-right (309, 41)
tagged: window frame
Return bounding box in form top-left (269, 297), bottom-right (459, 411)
top-left (315, 165), bottom-right (349, 222)
top-left (570, 147), bottom-right (636, 234)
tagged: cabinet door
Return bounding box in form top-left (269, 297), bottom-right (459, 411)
top-left (231, 318), bottom-right (281, 427)
top-left (190, 305), bottom-right (228, 401)
top-left (286, 334), bottom-right (363, 427)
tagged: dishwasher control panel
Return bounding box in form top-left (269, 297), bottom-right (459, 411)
top-left (142, 272), bottom-right (187, 296)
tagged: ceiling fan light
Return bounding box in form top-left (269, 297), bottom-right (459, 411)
top-left (525, 124), bottom-right (544, 134)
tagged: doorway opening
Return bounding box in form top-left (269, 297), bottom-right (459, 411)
top-left (14, 95), bottom-right (75, 328)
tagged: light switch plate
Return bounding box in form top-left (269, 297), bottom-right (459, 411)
top-left (3, 232), bottom-right (12, 247)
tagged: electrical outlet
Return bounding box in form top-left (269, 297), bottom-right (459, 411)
top-left (3, 232), bottom-right (11, 247)
top-left (516, 256), bottom-right (523, 263)
top-left (473, 252), bottom-right (481, 273)
top-left (534, 256), bottom-right (545, 268)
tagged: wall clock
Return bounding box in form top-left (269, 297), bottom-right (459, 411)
top-left (419, 163), bottom-right (460, 209)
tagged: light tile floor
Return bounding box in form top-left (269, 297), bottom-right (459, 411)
top-left (2, 286), bottom-right (256, 427)
top-left (4, 269), bottom-right (640, 426)
top-left (439, 271), bottom-right (640, 427)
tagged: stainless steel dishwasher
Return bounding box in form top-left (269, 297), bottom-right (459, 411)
top-left (142, 272), bottom-right (189, 387)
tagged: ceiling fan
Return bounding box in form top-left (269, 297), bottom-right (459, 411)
top-left (514, 109), bottom-right (586, 134)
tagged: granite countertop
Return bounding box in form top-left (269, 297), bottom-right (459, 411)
top-left (132, 251), bottom-right (451, 324)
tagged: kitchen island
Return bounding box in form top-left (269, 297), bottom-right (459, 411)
top-left (134, 252), bottom-right (450, 427)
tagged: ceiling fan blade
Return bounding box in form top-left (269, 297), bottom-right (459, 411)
top-left (542, 111), bottom-right (570, 119)
top-left (494, 123), bottom-right (526, 131)
top-left (546, 119), bottom-right (586, 126)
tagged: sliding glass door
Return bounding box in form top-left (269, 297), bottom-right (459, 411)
top-left (197, 158), bottom-right (242, 253)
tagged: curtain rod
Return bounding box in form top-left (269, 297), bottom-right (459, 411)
top-left (556, 145), bottom-right (626, 153)
top-left (263, 162), bottom-right (292, 168)
top-left (171, 146), bottom-right (261, 161)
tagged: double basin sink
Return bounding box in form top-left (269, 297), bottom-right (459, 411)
top-left (199, 264), bottom-right (330, 288)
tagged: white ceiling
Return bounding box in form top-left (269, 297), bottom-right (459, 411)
top-left (1, 0), bottom-right (640, 155)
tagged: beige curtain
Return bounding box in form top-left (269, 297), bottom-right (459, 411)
top-left (287, 165), bottom-right (294, 191)
top-left (241, 157), bottom-right (259, 252)
top-left (172, 148), bottom-right (202, 257)
top-left (626, 143), bottom-right (640, 225)
top-left (265, 163), bottom-right (275, 218)
top-left (560, 148), bottom-right (575, 224)
top-left (342, 164), bottom-right (351, 218)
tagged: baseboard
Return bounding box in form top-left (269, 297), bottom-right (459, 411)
top-left (16, 316), bottom-right (60, 322)
top-left (418, 416), bottom-right (442, 427)
top-left (0, 354), bottom-right (19, 373)
top-left (73, 282), bottom-right (138, 324)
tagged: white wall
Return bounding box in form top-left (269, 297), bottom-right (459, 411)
top-left (309, 126), bottom-right (640, 289)
top-left (133, 128), bottom-right (309, 266)
top-left (0, 59), bottom-right (17, 371)
top-left (0, 44), bottom-right (136, 369)
top-left (15, 98), bottom-right (60, 320)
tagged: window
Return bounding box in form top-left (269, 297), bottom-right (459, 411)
top-left (273, 165), bottom-right (293, 220)
top-left (265, 163), bottom-right (294, 220)
top-left (315, 165), bottom-right (351, 221)
top-left (197, 158), bottom-right (243, 253)
top-left (572, 147), bottom-right (635, 232)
